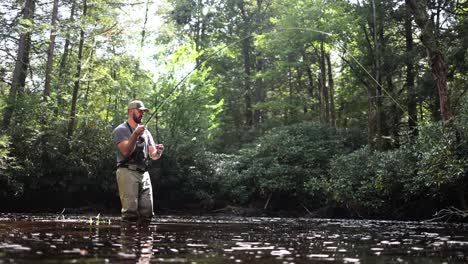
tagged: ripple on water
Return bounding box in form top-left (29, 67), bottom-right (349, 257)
top-left (343, 257), bottom-right (361, 263)
top-left (270, 249), bottom-right (291, 256)
top-left (0, 243), bottom-right (31, 251)
top-left (226, 241), bottom-right (275, 251)
top-left (187, 243), bottom-right (208, 247)
top-left (308, 253), bottom-right (335, 261)
top-left (370, 247), bottom-right (384, 251)
top-left (447, 240), bottom-right (468, 246)
top-left (118, 252), bottom-right (136, 258)
top-left (0, 214), bottom-right (468, 263)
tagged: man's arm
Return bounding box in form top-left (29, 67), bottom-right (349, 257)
top-left (117, 125), bottom-right (146, 158)
top-left (146, 129), bottom-right (163, 160)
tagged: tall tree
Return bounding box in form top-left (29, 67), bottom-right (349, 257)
top-left (356, 0), bottom-right (391, 149)
top-left (326, 52), bottom-right (336, 127)
top-left (370, 0), bottom-right (384, 149)
top-left (253, 54), bottom-right (265, 125)
top-left (304, 52), bottom-right (316, 113)
top-left (2, 0), bottom-right (36, 130)
top-left (168, 0), bottom-right (215, 65)
top-left (56, 1), bottom-right (76, 116)
top-left (67, 0), bottom-right (87, 138)
top-left (43, 0), bottom-right (59, 102)
top-left (238, 0), bottom-right (254, 127)
top-left (407, 0), bottom-right (452, 123)
top-left (405, 0), bottom-right (417, 135)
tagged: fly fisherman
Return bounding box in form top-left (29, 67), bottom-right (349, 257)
top-left (112, 100), bottom-right (164, 226)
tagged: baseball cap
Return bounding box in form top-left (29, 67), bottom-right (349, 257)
top-left (128, 100), bottom-right (149, 112)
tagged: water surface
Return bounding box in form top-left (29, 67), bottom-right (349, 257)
top-left (0, 214), bottom-right (467, 263)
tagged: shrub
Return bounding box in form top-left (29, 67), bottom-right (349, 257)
top-left (0, 134), bottom-right (23, 201)
top-left (327, 145), bottom-right (419, 216)
top-left (212, 122), bottom-right (360, 209)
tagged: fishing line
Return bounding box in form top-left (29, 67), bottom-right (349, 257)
top-left (144, 26), bottom-right (415, 126)
top-left (335, 40), bottom-right (414, 124)
top-left (275, 27), bottom-right (333, 36)
top-left (144, 33), bottom-right (254, 125)
top-left (275, 27), bottom-right (415, 125)
top-left (144, 26), bottom-right (333, 125)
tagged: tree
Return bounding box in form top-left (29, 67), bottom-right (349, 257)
top-left (326, 52), bottom-right (336, 127)
top-left (67, 0), bottom-right (87, 139)
top-left (55, 1), bottom-right (76, 116)
top-left (405, 0), bottom-right (417, 135)
top-left (43, 0), bottom-right (59, 102)
top-left (407, 0), bottom-right (452, 123)
top-left (2, 0), bottom-right (36, 130)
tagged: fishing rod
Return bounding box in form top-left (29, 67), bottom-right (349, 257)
top-left (144, 26), bottom-right (415, 126)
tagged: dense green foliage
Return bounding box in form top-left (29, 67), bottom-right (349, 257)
top-left (0, 0), bottom-right (466, 219)
top-left (328, 117), bottom-right (468, 218)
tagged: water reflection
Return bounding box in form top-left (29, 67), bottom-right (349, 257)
top-left (0, 214), bottom-right (467, 263)
top-left (119, 225), bottom-right (155, 263)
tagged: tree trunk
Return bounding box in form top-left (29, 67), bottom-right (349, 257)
top-left (67, 0), bottom-right (87, 138)
top-left (130, 0), bottom-right (150, 99)
top-left (140, 0), bottom-right (150, 50)
top-left (304, 53), bottom-right (315, 113)
top-left (325, 53), bottom-right (336, 127)
top-left (82, 43), bottom-right (95, 114)
top-left (56, 1), bottom-right (76, 117)
top-left (405, 0), bottom-right (418, 135)
top-left (242, 36), bottom-right (253, 127)
top-left (195, 0), bottom-right (201, 54)
top-left (287, 62), bottom-right (294, 123)
top-left (253, 55), bottom-right (264, 125)
top-left (2, 0), bottom-right (36, 130)
top-left (43, 0), bottom-right (59, 102)
top-left (359, 14), bottom-right (377, 147)
top-left (386, 75), bottom-right (400, 147)
top-left (295, 65), bottom-right (307, 114)
top-left (408, 0), bottom-right (451, 123)
top-left (191, 0), bottom-right (208, 66)
top-left (367, 86), bottom-right (376, 147)
top-left (319, 40), bottom-right (329, 123)
top-left (107, 49), bottom-right (118, 123)
top-left (371, 0), bottom-right (383, 149)
top-left (239, 1), bottom-right (253, 127)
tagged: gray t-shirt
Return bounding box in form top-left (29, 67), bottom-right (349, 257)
top-left (112, 122), bottom-right (156, 164)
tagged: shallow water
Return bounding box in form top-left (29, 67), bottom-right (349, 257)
top-left (0, 214), bottom-right (467, 263)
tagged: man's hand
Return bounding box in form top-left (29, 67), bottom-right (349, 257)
top-left (150, 144), bottom-right (164, 160)
top-left (156, 144), bottom-right (164, 155)
top-left (134, 124), bottom-right (146, 137)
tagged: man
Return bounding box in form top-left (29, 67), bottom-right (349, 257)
top-left (112, 100), bottom-right (164, 226)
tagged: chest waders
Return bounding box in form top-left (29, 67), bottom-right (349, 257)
top-left (117, 122), bottom-right (148, 172)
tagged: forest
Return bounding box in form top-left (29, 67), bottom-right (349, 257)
top-left (0, 0), bottom-right (467, 220)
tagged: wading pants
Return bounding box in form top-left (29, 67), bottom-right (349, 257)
top-left (116, 167), bottom-right (154, 224)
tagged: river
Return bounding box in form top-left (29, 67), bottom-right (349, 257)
top-left (0, 214), bottom-right (467, 263)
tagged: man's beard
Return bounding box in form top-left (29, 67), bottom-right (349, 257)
top-left (132, 112), bottom-right (142, 124)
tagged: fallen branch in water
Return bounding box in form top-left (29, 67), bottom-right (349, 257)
top-left (301, 204), bottom-right (312, 215)
top-left (55, 208), bottom-right (66, 220)
top-left (426, 206), bottom-right (468, 222)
